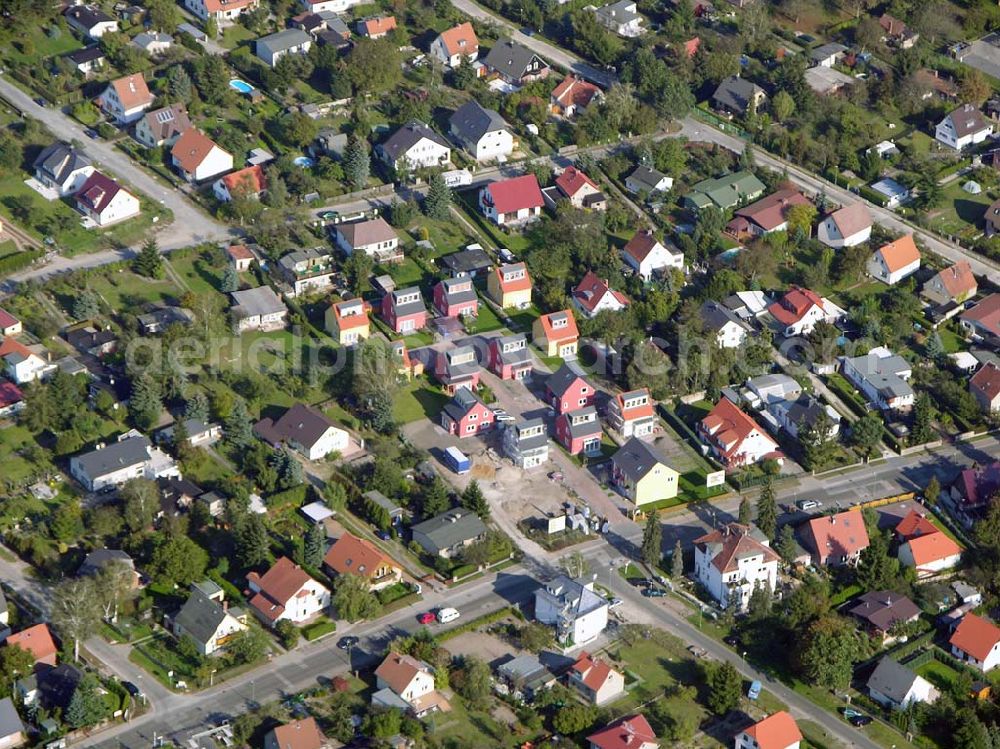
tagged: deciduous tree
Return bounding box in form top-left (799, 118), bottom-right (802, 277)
top-left (333, 572), bottom-right (382, 621)
top-left (52, 579), bottom-right (101, 661)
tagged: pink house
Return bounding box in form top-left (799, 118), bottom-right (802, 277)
top-left (433, 345), bottom-right (481, 394)
top-left (555, 406), bottom-right (602, 455)
top-left (380, 286), bottom-right (427, 333)
top-left (441, 389), bottom-right (494, 437)
top-left (546, 363), bottom-right (595, 414)
top-left (433, 277), bottom-right (479, 318)
top-left (488, 333), bottom-right (533, 380)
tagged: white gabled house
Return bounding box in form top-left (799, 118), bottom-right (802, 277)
top-left (98, 73), bottom-right (155, 124)
top-left (621, 229), bottom-right (683, 281)
top-left (950, 613), bottom-right (1000, 672)
top-left (936, 104), bottom-right (994, 150)
top-left (534, 576), bottom-right (608, 647)
top-left (694, 523), bottom-right (779, 611)
top-left (75, 171), bottom-right (141, 227)
top-left (868, 235), bottom-right (920, 286)
top-left (817, 202), bottom-right (872, 248)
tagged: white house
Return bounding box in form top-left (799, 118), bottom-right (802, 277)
top-left (253, 403), bottom-right (350, 461)
top-left (871, 177), bottom-right (912, 209)
top-left (767, 287), bottom-right (844, 337)
top-left (591, 0), bottom-right (644, 37)
top-left (75, 172), bottom-right (141, 227)
top-left (98, 74), bottom-right (155, 124)
top-left (213, 165), bottom-right (266, 203)
top-left (868, 235), bottom-right (920, 285)
top-left (625, 165), bottom-right (672, 195)
top-left (449, 100), bottom-right (514, 163)
top-left (817, 202), bottom-right (872, 248)
top-left (376, 121), bottom-right (451, 172)
top-left (246, 557), bottom-right (330, 626)
top-left (64, 5), bottom-right (118, 39)
top-left (32, 143), bottom-right (94, 197)
top-left (171, 129), bottom-right (234, 183)
top-left (694, 523), bottom-right (779, 611)
top-left (734, 712), bottom-right (802, 749)
top-left (255, 29), bottom-right (312, 67)
top-left (950, 613), bottom-right (1000, 672)
top-left (300, 0), bottom-right (363, 13)
top-left (0, 338), bottom-right (52, 384)
top-left (700, 301), bottom-right (752, 349)
top-left (534, 576), bottom-right (608, 647)
top-left (936, 104), bottom-right (994, 150)
top-left (334, 218), bottom-right (399, 259)
top-left (897, 531), bottom-right (962, 574)
top-left (134, 105), bottom-right (192, 148)
top-left (867, 658), bottom-right (938, 710)
top-left (572, 272), bottom-right (629, 318)
top-left (230, 287), bottom-right (288, 333)
top-left (373, 653), bottom-right (449, 717)
top-left (479, 175), bottom-right (544, 227)
top-left (430, 22), bottom-right (479, 68)
top-left (69, 433), bottom-right (180, 491)
top-left (841, 347), bottom-right (914, 412)
top-left (568, 653), bottom-right (626, 705)
top-left (768, 395), bottom-right (841, 441)
top-left (698, 397), bottom-right (780, 470)
top-left (183, 0), bottom-right (259, 25)
top-left (621, 229), bottom-right (683, 281)
top-left (171, 581), bottom-right (248, 655)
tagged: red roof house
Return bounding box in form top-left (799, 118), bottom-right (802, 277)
top-left (725, 188), bottom-right (811, 238)
top-left (357, 15), bottom-right (396, 38)
top-left (803, 509), bottom-right (870, 566)
top-left (950, 613), bottom-right (1000, 672)
top-left (552, 167), bottom-right (606, 210)
top-left (0, 381), bottom-right (24, 417)
top-left (736, 712), bottom-right (802, 749)
top-left (683, 36), bottom-right (701, 57)
top-left (697, 397), bottom-right (779, 470)
top-left (767, 286), bottom-right (839, 337)
top-left (246, 557), bottom-right (331, 626)
top-left (532, 309), bottom-right (579, 358)
top-left (479, 175), bottom-right (544, 226)
top-left (0, 307), bottom-right (22, 337)
top-left (899, 531), bottom-right (962, 574)
top-left (894, 509), bottom-right (938, 541)
top-left (214, 164), bottom-right (266, 202)
top-left (572, 271), bottom-right (629, 319)
top-left (951, 461), bottom-right (1000, 520)
top-left (606, 388), bottom-right (655, 438)
top-left (551, 75), bottom-right (603, 117)
top-left (587, 715), bottom-right (658, 749)
top-left (568, 652), bottom-right (625, 705)
top-left (5, 623), bottom-right (58, 666)
top-left (971, 362), bottom-right (1000, 413)
top-left (960, 293), bottom-right (1000, 342)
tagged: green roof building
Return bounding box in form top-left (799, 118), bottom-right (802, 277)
top-left (682, 170), bottom-right (766, 212)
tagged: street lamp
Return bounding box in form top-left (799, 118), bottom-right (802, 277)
top-left (742, 651), bottom-right (747, 664)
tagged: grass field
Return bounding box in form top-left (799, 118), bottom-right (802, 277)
top-left (393, 380), bottom-right (449, 424)
top-left (81, 269), bottom-right (182, 310)
top-left (916, 657), bottom-right (962, 690)
top-left (925, 180), bottom-right (993, 239)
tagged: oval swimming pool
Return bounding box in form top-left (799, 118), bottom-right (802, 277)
top-left (229, 79), bottom-right (254, 94)
top-left (293, 156), bottom-right (315, 168)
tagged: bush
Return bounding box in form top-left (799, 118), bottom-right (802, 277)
top-left (301, 620), bottom-right (336, 641)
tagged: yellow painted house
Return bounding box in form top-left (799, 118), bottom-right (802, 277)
top-left (610, 437), bottom-right (679, 506)
top-left (532, 309), bottom-right (579, 358)
top-left (325, 298), bottom-right (370, 346)
top-left (487, 262), bottom-right (533, 309)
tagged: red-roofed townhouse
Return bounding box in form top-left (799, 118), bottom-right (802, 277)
top-left (440, 388), bottom-right (494, 437)
top-left (0, 381), bottom-right (24, 418)
top-left (532, 309), bottom-right (579, 358)
top-left (550, 75), bottom-right (603, 118)
top-left (0, 338), bottom-right (51, 384)
top-left (324, 298), bottom-right (370, 346)
top-left (245, 556), bottom-right (330, 626)
top-left (548, 167), bottom-right (606, 211)
top-left (546, 363), bottom-right (594, 414)
top-left (725, 188), bottom-right (812, 239)
top-left (803, 509), bottom-right (870, 566)
top-left (0, 309), bottom-right (21, 337)
top-left (606, 388), bottom-right (655, 438)
top-left (430, 22), bottom-right (479, 67)
top-left (486, 262), bottom-right (532, 309)
top-left (868, 235), bottom-right (921, 286)
top-left (433, 277), bottom-right (479, 318)
top-left (960, 293), bottom-right (1000, 343)
top-left (898, 531), bottom-right (962, 575)
top-left (183, 0), bottom-right (258, 25)
top-left (767, 286), bottom-right (843, 337)
top-left (488, 333), bottom-right (533, 380)
top-left (213, 164), bottom-right (266, 202)
top-left (971, 362), bottom-right (1000, 413)
top-left (555, 406), bottom-right (602, 456)
top-left (621, 229), bottom-right (684, 281)
top-left (479, 175), bottom-right (544, 226)
top-left (568, 652), bottom-right (625, 705)
top-left (75, 171), bottom-right (140, 227)
top-left (5, 623), bottom-right (58, 667)
top-left (734, 711), bottom-right (802, 749)
top-left (894, 510), bottom-right (938, 542)
top-left (950, 613), bottom-right (1000, 672)
top-left (380, 287), bottom-right (427, 334)
top-left (694, 522), bottom-right (779, 611)
top-left (588, 715), bottom-right (658, 749)
top-left (697, 397), bottom-right (779, 470)
top-left (572, 272), bottom-right (629, 319)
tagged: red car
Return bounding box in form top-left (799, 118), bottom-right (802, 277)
top-left (418, 612), bottom-right (436, 625)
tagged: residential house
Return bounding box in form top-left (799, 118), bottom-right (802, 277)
top-left (610, 437), bottom-right (679, 506)
top-left (894, 510), bottom-right (938, 541)
top-left (817, 202), bottom-right (873, 248)
top-left (898, 532), bottom-right (962, 574)
top-left (0, 698), bottom-right (25, 749)
top-left (533, 309), bottom-right (579, 358)
top-left (65, 5), bottom-right (118, 38)
top-left (488, 333), bottom-right (533, 380)
top-left (160, 418), bottom-right (220, 447)
top-left (971, 362), bottom-right (1000, 413)
top-left (0, 338), bottom-right (51, 385)
top-left (548, 166), bottom-right (606, 210)
top-left (256, 29), bottom-right (312, 67)
top-left (230, 286), bottom-right (288, 332)
top-left (700, 301), bottom-right (752, 348)
top-left (479, 175), bottom-right (544, 226)
top-left (377, 120), bottom-right (451, 172)
top-left (712, 76), bottom-right (767, 116)
top-left (767, 286), bottom-right (843, 337)
top-left (374, 653), bottom-right (450, 717)
top-left (70, 433), bottom-right (179, 491)
top-left (132, 32), bottom-right (172, 55)
top-left (65, 46), bottom-right (106, 75)
top-left (591, 0), bottom-right (644, 37)
top-left (804, 65), bottom-right (856, 96)
top-left (625, 165), bottom-right (673, 195)
top-left (431, 345), bottom-right (481, 394)
top-left (394, 340), bottom-right (423, 379)
top-left (589, 715), bottom-right (658, 749)
top-left (363, 491), bottom-right (403, 525)
top-left (841, 347), bottom-right (914, 411)
top-left (573, 272), bottom-right (628, 318)
top-left (74, 171), bottom-right (140, 227)
top-left (607, 388), bottom-right (655, 438)
top-left (868, 235), bottom-right (921, 285)
top-left (697, 397), bottom-right (780, 469)
top-left (534, 575), bottom-right (608, 646)
top-left (227, 244), bottom-right (255, 272)
top-left (849, 591), bottom-right (921, 638)
top-left (5, 624), bottom-right (58, 667)
top-left (502, 417), bottom-right (549, 468)
top-left (922, 261), bottom-right (977, 306)
top-left (950, 461), bottom-right (1000, 526)
top-left (263, 718), bottom-right (329, 749)
top-left (985, 199), bottom-right (1000, 238)
top-left (136, 305), bottom-right (194, 336)
top-left (497, 655), bottom-right (556, 699)
top-left (803, 509), bottom-right (871, 566)
top-left (64, 322), bottom-right (117, 357)
top-left (550, 75), bottom-right (602, 117)
top-left (323, 533), bottom-right (402, 591)
top-left (555, 407), bottom-right (603, 456)
top-left (135, 105), bottom-right (192, 148)
top-left (0, 382), bottom-right (24, 419)
top-left (356, 15), bottom-right (395, 37)
top-left (879, 14), bottom-right (919, 48)
top-left (871, 177), bottom-right (912, 208)
top-left (380, 287), bottom-right (427, 333)
top-left (960, 293), bottom-right (1000, 343)
top-left (335, 217), bottom-right (399, 259)
top-left (568, 652), bottom-right (626, 705)
top-left (487, 262), bottom-right (532, 309)
top-left (214, 165), bottom-right (266, 202)
top-left (430, 22), bottom-right (479, 67)
top-left (324, 298), bottom-right (370, 346)
top-left (440, 388), bottom-right (493, 438)
top-left (78, 549), bottom-right (135, 580)
top-left (246, 556), bottom-right (331, 626)
top-left (171, 129), bottom-right (234, 183)
top-left (734, 712), bottom-right (801, 749)
top-left (546, 363), bottom-right (594, 414)
top-left (449, 100), bottom-right (514, 162)
top-left (253, 403), bottom-right (349, 461)
top-left (482, 38), bottom-right (550, 86)
top-left (694, 522), bottom-right (779, 611)
top-left (768, 395), bottom-right (841, 441)
top-left (433, 277), bottom-right (478, 318)
top-left (411, 508), bottom-right (487, 558)
top-left (441, 246), bottom-right (492, 278)
top-left (746, 374), bottom-right (801, 405)
top-left (682, 170), bottom-right (766, 212)
top-left (32, 143), bottom-right (94, 197)
top-left (184, 0), bottom-right (259, 24)
top-left (809, 42), bottom-right (847, 67)
top-left (98, 73), bottom-right (154, 124)
top-left (309, 129), bottom-right (349, 160)
top-left (171, 581), bottom-right (248, 655)
top-left (725, 188), bottom-right (811, 238)
top-left (868, 658), bottom-right (938, 710)
top-left (278, 248), bottom-right (334, 297)
top-left (300, 0), bottom-right (364, 17)
top-left (950, 613), bottom-right (1000, 672)
top-left (936, 104), bottom-right (994, 150)
top-left (621, 229), bottom-right (683, 281)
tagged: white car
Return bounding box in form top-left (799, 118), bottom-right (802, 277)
top-left (437, 607), bottom-right (460, 624)
top-left (797, 499), bottom-right (821, 511)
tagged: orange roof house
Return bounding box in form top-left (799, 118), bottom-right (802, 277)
top-left (324, 298), bottom-right (371, 346)
top-left (170, 128), bottom-right (234, 182)
top-left (868, 235), bottom-right (921, 285)
top-left (894, 509), bottom-right (938, 541)
top-left (950, 613), bottom-right (1000, 671)
top-left (214, 164), bottom-right (266, 202)
top-left (487, 262), bottom-right (533, 309)
top-left (322, 532), bottom-right (402, 591)
top-left (263, 718), bottom-right (327, 749)
top-left (98, 73), bottom-right (154, 123)
top-left (226, 244), bottom-right (255, 271)
top-left (738, 711), bottom-right (802, 749)
top-left (803, 509), bottom-right (870, 566)
top-left (550, 75), bottom-right (603, 117)
top-left (358, 15), bottom-right (396, 38)
top-left (922, 260), bottom-right (977, 306)
top-left (587, 715), bottom-right (658, 749)
top-left (5, 623), bottom-right (58, 666)
top-left (553, 166), bottom-right (605, 209)
top-left (971, 361), bottom-right (1000, 413)
top-left (432, 22), bottom-right (479, 66)
top-left (568, 652), bottom-right (626, 705)
top-left (899, 531), bottom-right (962, 573)
top-left (246, 556), bottom-right (330, 626)
top-left (532, 309), bottom-right (579, 358)
top-left (697, 397), bottom-right (779, 470)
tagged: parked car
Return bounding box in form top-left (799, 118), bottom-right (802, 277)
top-left (418, 612), bottom-right (437, 625)
top-left (642, 588), bottom-right (666, 598)
top-left (375, 530), bottom-right (391, 541)
top-left (723, 635), bottom-right (743, 649)
top-left (336, 636), bottom-right (359, 650)
top-left (849, 715), bottom-right (873, 727)
top-left (797, 499), bottom-right (821, 511)
top-left (747, 680), bottom-right (761, 700)
top-left (607, 597), bottom-right (623, 610)
top-left (84, 128), bottom-right (98, 139)
top-left (122, 681), bottom-right (143, 699)
top-left (632, 577), bottom-right (654, 588)
top-left (437, 607), bottom-right (460, 624)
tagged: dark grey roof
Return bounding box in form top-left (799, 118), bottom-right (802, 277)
top-left (848, 591), bottom-right (920, 631)
top-left (867, 657), bottom-right (920, 705)
top-left (65, 4), bottom-right (115, 29)
top-left (254, 403), bottom-right (336, 451)
top-left (450, 100), bottom-right (509, 147)
top-left (389, 287), bottom-right (425, 317)
top-left (627, 165), bottom-right (668, 191)
top-left (511, 418), bottom-right (548, 450)
top-left (565, 407), bottom-right (600, 439)
top-left (441, 247), bottom-right (493, 275)
top-left (495, 334), bottom-right (531, 365)
top-left (483, 38), bottom-right (545, 81)
top-left (810, 42), bottom-right (847, 61)
top-left (700, 300), bottom-right (751, 334)
top-left (443, 388), bottom-right (485, 421)
top-left (173, 587), bottom-right (242, 645)
top-left (79, 549), bottom-right (133, 577)
top-left (712, 76), bottom-right (764, 114)
top-left (412, 508), bottom-right (487, 552)
top-left (0, 698), bottom-right (23, 740)
top-left (547, 362), bottom-right (587, 398)
top-left (257, 28), bottom-right (312, 54)
top-left (33, 143), bottom-right (92, 185)
top-left (231, 286), bottom-right (287, 317)
top-left (379, 120), bottom-right (450, 163)
top-left (441, 278), bottom-right (478, 305)
top-left (72, 435), bottom-right (152, 480)
top-left (66, 46), bottom-right (105, 64)
top-left (612, 436), bottom-right (668, 482)
top-left (771, 395), bottom-right (835, 431)
top-left (38, 665), bottom-right (82, 710)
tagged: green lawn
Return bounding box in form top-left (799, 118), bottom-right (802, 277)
top-left (165, 249), bottom-right (227, 297)
top-left (925, 180), bottom-right (993, 239)
top-left (219, 24), bottom-right (256, 49)
top-left (393, 380), bottom-right (449, 424)
top-left (0, 174), bottom-right (96, 253)
top-left (384, 257), bottom-right (428, 288)
top-left (466, 299), bottom-right (505, 333)
top-left (0, 424), bottom-right (44, 488)
top-left (916, 658), bottom-right (962, 691)
top-left (181, 448), bottom-right (233, 485)
top-left (0, 23), bottom-right (82, 66)
top-left (80, 270), bottom-right (182, 310)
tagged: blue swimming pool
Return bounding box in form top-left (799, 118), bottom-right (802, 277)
top-left (293, 156), bottom-right (315, 168)
top-left (229, 79), bottom-right (254, 94)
